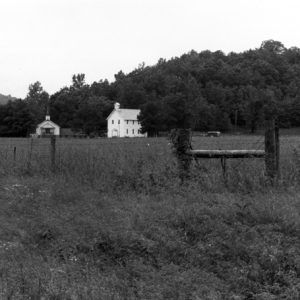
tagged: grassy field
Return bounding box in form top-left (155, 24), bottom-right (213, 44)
top-left (0, 134), bottom-right (299, 189)
top-left (0, 135), bottom-right (299, 299)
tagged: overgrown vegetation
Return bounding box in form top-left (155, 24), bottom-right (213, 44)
top-left (0, 136), bottom-right (299, 299)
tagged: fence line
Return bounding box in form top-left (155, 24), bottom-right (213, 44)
top-left (171, 121), bottom-right (280, 181)
top-left (0, 133), bottom-right (286, 181)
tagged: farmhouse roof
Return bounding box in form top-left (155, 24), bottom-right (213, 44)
top-left (106, 107), bottom-right (141, 121)
top-left (119, 109), bottom-right (141, 120)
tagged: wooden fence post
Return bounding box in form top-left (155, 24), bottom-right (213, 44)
top-left (265, 119), bottom-right (279, 179)
top-left (50, 136), bottom-right (56, 172)
top-left (170, 128), bottom-right (192, 181)
top-left (26, 138), bottom-right (34, 172)
top-left (220, 157), bottom-right (227, 180)
top-left (275, 121), bottom-right (280, 178)
top-left (13, 146), bottom-right (16, 162)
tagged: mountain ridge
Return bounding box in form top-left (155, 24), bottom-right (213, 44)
top-left (0, 93), bottom-right (17, 105)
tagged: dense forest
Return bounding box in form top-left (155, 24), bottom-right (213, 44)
top-left (1, 39), bottom-right (300, 137)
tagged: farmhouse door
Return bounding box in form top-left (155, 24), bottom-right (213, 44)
top-left (112, 129), bottom-right (118, 137)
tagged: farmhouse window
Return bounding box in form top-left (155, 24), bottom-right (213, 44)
top-left (126, 129), bottom-right (128, 134)
top-left (45, 128), bottom-right (51, 134)
top-left (132, 129), bottom-right (134, 134)
top-left (118, 120), bottom-right (120, 124)
top-left (112, 120), bottom-right (114, 124)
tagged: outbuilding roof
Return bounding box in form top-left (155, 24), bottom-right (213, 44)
top-left (36, 120), bottom-right (60, 129)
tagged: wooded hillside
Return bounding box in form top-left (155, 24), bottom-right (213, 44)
top-left (1, 40), bottom-right (300, 136)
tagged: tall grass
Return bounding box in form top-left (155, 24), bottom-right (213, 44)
top-left (0, 136), bottom-right (299, 299)
top-left (0, 135), bottom-right (298, 191)
top-left (0, 137), bottom-right (277, 182)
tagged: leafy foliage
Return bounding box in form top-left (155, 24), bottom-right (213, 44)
top-left (0, 100), bottom-right (35, 136)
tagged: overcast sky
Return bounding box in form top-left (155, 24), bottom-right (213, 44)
top-left (1, 0), bottom-right (299, 98)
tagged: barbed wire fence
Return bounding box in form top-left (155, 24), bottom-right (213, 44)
top-left (0, 126), bottom-right (282, 184)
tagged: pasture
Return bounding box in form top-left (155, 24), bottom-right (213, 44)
top-left (0, 135), bottom-right (299, 299)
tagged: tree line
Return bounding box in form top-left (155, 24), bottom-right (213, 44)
top-left (0, 39), bottom-right (300, 137)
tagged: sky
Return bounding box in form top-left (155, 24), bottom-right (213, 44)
top-left (0, 0), bottom-right (300, 98)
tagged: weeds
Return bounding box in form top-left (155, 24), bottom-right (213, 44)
top-left (0, 137), bottom-right (299, 298)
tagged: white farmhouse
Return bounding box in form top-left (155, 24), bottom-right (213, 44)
top-left (107, 103), bottom-right (147, 138)
top-left (36, 113), bottom-right (60, 137)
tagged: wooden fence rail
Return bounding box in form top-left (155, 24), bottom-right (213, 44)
top-left (187, 149), bottom-right (265, 159)
top-left (171, 119), bottom-right (280, 180)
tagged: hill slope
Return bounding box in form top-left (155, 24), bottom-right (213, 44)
top-left (0, 93), bottom-right (16, 105)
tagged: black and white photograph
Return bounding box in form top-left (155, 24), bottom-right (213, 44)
top-left (0, 0), bottom-right (299, 299)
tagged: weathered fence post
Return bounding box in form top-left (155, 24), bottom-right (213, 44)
top-left (220, 157), bottom-right (227, 180)
top-left (13, 146), bottom-right (16, 162)
top-left (170, 128), bottom-right (192, 181)
top-left (275, 121), bottom-right (280, 178)
top-left (26, 138), bottom-right (34, 172)
top-left (265, 119), bottom-right (279, 179)
top-left (50, 136), bottom-right (56, 172)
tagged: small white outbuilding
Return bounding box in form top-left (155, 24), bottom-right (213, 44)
top-left (36, 114), bottom-right (60, 137)
top-left (106, 103), bottom-right (147, 138)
